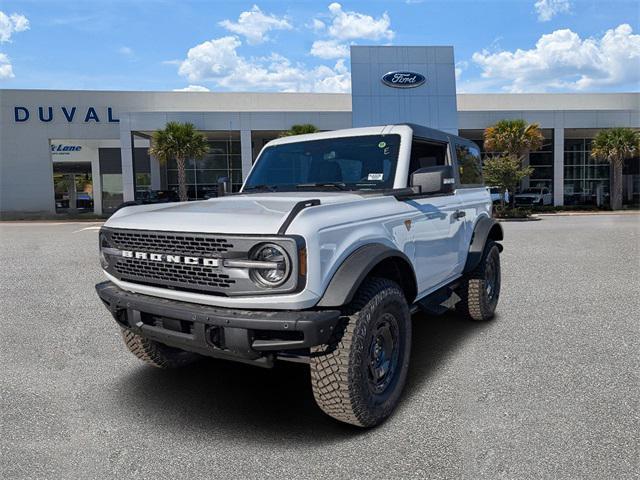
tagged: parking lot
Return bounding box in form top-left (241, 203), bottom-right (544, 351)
top-left (1, 214), bottom-right (638, 479)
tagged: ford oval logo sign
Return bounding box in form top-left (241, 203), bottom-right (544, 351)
top-left (381, 71), bottom-right (426, 88)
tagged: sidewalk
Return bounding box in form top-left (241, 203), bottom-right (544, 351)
top-left (534, 210), bottom-right (639, 217)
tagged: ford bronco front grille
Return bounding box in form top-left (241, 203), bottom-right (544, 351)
top-left (114, 257), bottom-right (236, 290)
top-left (100, 227), bottom-right (302, 296)
top-left (109, 230), bottom-right (234, 256)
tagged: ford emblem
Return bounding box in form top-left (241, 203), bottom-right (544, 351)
top-left (381, 71), bottom-right (426, 89)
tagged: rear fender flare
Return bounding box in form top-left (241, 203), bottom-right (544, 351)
top-left (463, 216), bottom-right (504, 273)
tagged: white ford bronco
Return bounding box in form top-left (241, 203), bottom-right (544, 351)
top-left (96, 124), bottom-right (503, 427)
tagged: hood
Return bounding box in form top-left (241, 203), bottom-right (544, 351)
top-left (515, 193), bottom-right (541, 198)
top-left (105, 192), bottom-right (364, 234)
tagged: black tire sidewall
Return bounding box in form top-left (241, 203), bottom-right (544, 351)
top-left (483, 243), bottom-right (501, 312)
top-left (352, 283), bottom-right (411, 425)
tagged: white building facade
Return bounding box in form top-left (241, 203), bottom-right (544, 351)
top-left (1, 46), bottom-right (638, 216)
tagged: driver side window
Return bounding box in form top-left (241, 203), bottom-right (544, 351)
top-left (407, 138), bottom-right (448, 184)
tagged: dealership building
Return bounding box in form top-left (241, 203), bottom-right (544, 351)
top-left (1, 45), bottom-right (638, 216)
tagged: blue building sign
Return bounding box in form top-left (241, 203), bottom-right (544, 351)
top-left (14, 106), bottom-right (119, 123)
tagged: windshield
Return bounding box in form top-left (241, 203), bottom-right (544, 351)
top-left (522, 188), bottom-right (542, 194)
top-left (243, 134), bottom-right (400, 192)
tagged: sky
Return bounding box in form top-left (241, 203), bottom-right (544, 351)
top-left (0, 0), bottom-right (638, 93)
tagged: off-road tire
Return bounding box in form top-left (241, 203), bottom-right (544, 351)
top-left (310, 277), bottom-right (411, 427)
top-left (120, 328), bottom-right (200, 368)
top-left (457, 240), bottom-right (501, 321)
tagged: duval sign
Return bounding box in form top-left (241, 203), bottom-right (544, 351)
top-left (381, 71), bottom-right (426, 88)
top-left (14, 106), bottom-right (119, 123)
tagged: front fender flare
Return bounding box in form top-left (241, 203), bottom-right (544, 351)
top-left (463, 216), bottom-right (504, 273)
top-left (316, 244), bottom-right (416, 308)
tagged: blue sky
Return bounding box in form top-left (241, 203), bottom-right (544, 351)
top-left (0, 0), bottom-right (638, 93)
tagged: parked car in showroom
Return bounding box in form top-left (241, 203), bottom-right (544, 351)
top-left (487, 187), bottom-right (509, 205)
top-left (515, 187), bottom-right (552, 206)
top-left (95, 124), bottom-right (504, 427)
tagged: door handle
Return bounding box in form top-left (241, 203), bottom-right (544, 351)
top-left (453, 210), bottom-right (466, 220)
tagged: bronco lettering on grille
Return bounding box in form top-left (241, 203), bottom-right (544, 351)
top-left (121, 250), bottom-right (220, 267)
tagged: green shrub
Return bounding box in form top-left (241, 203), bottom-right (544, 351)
top-left (494, 206), bottom-right (532, 218)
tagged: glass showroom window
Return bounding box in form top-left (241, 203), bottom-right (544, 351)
top-left (528, 137), bottom-right (554, 192)
top-left (166, 139), bottom-right (242, 199)
top-left (463, 132), bottom-right (553, 194)
top-left (564, 139), bottom-right (610, 206)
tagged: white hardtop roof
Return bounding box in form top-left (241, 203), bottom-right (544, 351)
top-left (266, 125), bottom-right (413, 147)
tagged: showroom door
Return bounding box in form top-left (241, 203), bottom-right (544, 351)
top-left (52, 162), bottom-right (94, 213)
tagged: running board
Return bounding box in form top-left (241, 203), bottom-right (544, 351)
top-left (412, 285), bottom-right (461, 316)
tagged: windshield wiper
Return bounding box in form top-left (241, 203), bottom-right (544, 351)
top-left (243, 184), bottom-right (278, 192)
top-left (295, 182), bottom-right (348, 191)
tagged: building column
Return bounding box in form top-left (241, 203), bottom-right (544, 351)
top-left (553, 127), bottom-right (565, 206)
top-left (91, 150), bottom-right (103, 215)
top-left (240, 129), bottom-right (253, 182)
top-left (120, 118), bottom-right (135, 202)
top-left (150, 154), bottom-right (161, 190)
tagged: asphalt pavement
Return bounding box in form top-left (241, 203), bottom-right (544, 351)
top-left (1, 215), bottom-right (638, 479)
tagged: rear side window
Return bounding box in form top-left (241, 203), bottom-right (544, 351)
top-left (456, 144), bottom-right (483, 186)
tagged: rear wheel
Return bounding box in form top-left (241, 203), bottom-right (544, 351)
top-left (120, 328), bottom-right (200, 368)
top-left (310, 277), bottom-right (411, 427)
top-left (457, 240), bottom-right (501, 321)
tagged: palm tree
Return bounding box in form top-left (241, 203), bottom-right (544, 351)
top-left (590, 128), bottom-right (640, 210)
top-left (484, 119), bottom-right (544, 160)
top-left (149, 122), bottom-right (209, 202)
top-left (281, 124), bottom-right (319, 137)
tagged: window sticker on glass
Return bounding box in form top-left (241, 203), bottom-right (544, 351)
top-left (378, 141), bottom-right (386, 148)
top-left (368, 173), bottom-right (384, 181)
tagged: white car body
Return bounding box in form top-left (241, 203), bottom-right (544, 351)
top-left (102, 125), bottom-right (493, 310)
top-left (515, 187), bottom-right (552, 206)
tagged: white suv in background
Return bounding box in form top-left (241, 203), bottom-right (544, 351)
top-left (515, 187), bottom-right (552, 206)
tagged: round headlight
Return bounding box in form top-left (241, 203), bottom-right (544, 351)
top-left (249, 243), bottom-right (290, 288)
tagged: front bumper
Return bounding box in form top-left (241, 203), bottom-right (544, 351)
top-left (96, 281), bottom-right (341, 367)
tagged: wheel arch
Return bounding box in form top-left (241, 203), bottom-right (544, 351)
top-left (316, 244), bottom-right (418, 308)
top-left (463, 215), bottom-right (504, 274)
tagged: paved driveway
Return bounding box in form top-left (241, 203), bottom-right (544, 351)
top-left (1, 215), bottom-right (638, 479)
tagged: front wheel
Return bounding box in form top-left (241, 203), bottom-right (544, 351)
top-left (310, 277), bottom-right (411, 427)
top-left (457, 241), bottom-right (501, 321)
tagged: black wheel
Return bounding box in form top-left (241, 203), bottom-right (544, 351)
top-left (310, 277), bottom-right (411, 427)
top-left (121, 328), bottom-right (200, 368)
top-left (457, 240), bottom-right (501, 321)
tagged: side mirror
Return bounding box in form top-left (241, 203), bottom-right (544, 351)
top-left (410, 165), bottom-right (455, 195)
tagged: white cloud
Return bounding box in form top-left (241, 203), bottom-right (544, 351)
top-left (173, 85), bottom-right (210, 92)
top-left (309, 19), bottom-right (325, 32)
top-left (219, 5), bottom-right (291, 45)
top-left (118, 46), bottom-right (134, 56)
top-left (178, 36), bottom-right (243, 82)
top-left (471, 24), bottom-right (640, 92)
top-left (178, 35), bottom-right (350, 93)
top-left (534, 0), bottom-right (571, 22)
top-left (0, 11), bottom-right (29, 43)
top-left (325, 3), bottom-right (394, 41)
top-left (0, 52), bottom-right (14, 79)
top-left (307, 3), bottom-right (394, 59)
top-left (310, 39), bottom-right (349, 59)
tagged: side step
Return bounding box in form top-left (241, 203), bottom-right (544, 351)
top-left (412, 285), bottom-right (461, 316)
